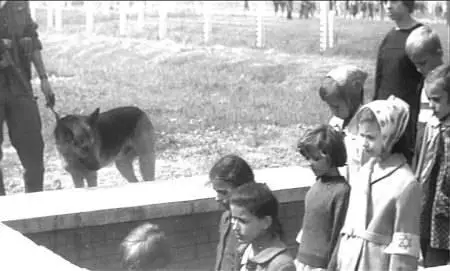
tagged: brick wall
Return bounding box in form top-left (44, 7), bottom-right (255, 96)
top-left (25, 201), bottom-right (304, 271)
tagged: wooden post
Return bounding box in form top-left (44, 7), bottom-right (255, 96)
top-left (447, 1), bottom-right (450, 62)
top-left (256, 1), bottom-right (265, 48)
top-left (319, 1), bottom-right (329, 52)
top-left (47, 2), bottom-right (54, 29)
top-left (158, 2), bottom-right (168, 40)
top-left (29, 1), bottom-right (37, 20)
top-left (119, 1), bottom-right (128, 36)
top-left (55, 1), bottom-right (63, 32)
top-left (203, 1), bottom-right (212, 44)
top-left (85, 1), bottom-right (94, 35)
top-left (137, 1), bottom-right (145, 31)
top-left (328, 2), bottom-right (335, 48)
top-left (380, 0), bottom-right (385, 21)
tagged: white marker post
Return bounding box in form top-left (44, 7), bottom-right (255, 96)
top-left (137, 1), bottom-right (145, 32)
top-left (328, 2), bottom-right (335, 48)
top-left (203, 1), bottom-right (212, 44)
top-left (54, 1), bottom-right (63, 32)
top-left (119, 1), bottom-right (128, 36)
top-left (29, 1), bottom-right (37, 21)
top-left (319, 1), bottom-right (329, 52)
top-left (256, 1), bottom-right (265, 48)
top-left (158, 2), bottom-right (168, 40)
top-left (85, 1), bottom-right (94, 35)
top-left (320, 1), bottom-right (335, 52)
top-left (47, 3), bottom-right (54, 30)
top-left (447, 0), bottom-right (450, 62)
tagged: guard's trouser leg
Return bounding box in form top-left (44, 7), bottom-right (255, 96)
top-left (6, 94), bottom-right (44, 193)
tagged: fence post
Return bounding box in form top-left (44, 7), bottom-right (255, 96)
top-left (85, 1), bottom-right (94, 35)
top-left (137, 1), bottom-right (145, 31)
top-left (319, 1), bottom-right (329, 52)
top-left (29, 1), bottom-right (37, 20)
top-left (158, 2), bottom-right (168, 40)
top-left (203, 1), bottom-right (212, 44)
top-left (55, 1), bottom-right (63, 32)
top-left (119, 1), bottom-right (128, 36)
top-left (447, 0), bottom-right (450, 62)
top-left (327, 3), bottom-right (335, 48)
top-left (47, 2), bottom-right (54, 30)
top-left (256, 1), bottom-right (265, 48)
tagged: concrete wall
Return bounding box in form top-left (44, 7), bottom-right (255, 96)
top-left (0, 166), bottom-right (314, 271)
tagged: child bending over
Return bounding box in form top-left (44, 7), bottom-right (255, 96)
top-left (295, 124), bottom-right (350, 270)
top-left (120, 223), bottom-right (171, 271)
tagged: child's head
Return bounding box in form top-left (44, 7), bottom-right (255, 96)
top-left (406, 25), bottom-right (443, 76)
top-left (319, 65), bottom-right (368, 123)
top-left (208, 154), bottom-right (255, 209)
top-left (120, 223), bottom-right (171, 271)
top-left (423, 64), bottom-right (450, 120)
top-left (297, 124), bottom-right (347, 176)
top-left (347, 95), bottom-right (410, 161)
top-left (229, 182), bottom-right (282, 244)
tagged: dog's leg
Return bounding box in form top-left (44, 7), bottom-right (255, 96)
top-left (138, 148), bottom-right (155, 182)
top-left (67, 168), bottom-right (85, 188)
top-left (134, 114), bottom-right (156, 182)
top-left (85, 171), bottom-right (98, 187)
top-left (115, 153), bottom-right (140, 183)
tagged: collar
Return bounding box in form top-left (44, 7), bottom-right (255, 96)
top-left (242, 237), bottom-right (287, 265)
top-left (318, 175), bottom-right (345, 183)
top-left (367, 153), bottom-right (406, 184)
top-left (427, 114), bottom-right (450, 129)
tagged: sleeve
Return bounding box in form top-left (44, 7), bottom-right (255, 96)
top-left (384, 180), bottom-right (422, 271)
top-left (270, 255), bottom-right (296, 271)
top-left (411, 122), bottom-right (428, 173)
top-left (373, 34), bottom-right (387, 101)
top-left (329, 184), bottom-right (350, 260)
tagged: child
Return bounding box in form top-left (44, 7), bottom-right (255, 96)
top-left (319, 65), bottom-right (368, 175)
top-left (330, 95), bottom-right (422, 270)
top-left (406, 25), bottom-right (444, 140)
top-left (229, 182), bottom-right (295, 271)
top-left (413, 64), bottom-right (450, 267)
top-left (295, 124), bottom-right (351, 271)
top-left (209, 154), bottom-right (256, 271)
top-left (120, 223), bottom-right (171, 271)
top-left (319, 65), bottom-right (368, 132)
top-left (406, 25), bottom-right (444, 78)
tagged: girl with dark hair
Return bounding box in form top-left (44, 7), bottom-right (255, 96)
top-left (209, 154), bottom-right (255, 271)
top-left (229, 182), bottom-right (295, 271)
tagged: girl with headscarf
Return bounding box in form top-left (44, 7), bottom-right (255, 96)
top-left (328, 96), bottom-right (422, 270)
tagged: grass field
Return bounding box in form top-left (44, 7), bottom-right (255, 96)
top-left (2, 9), bottom-right (449, 194)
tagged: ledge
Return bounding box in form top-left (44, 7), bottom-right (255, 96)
top-left (0, 166), bottom-right (314, 234)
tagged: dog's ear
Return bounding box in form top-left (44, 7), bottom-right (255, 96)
top-left (55, 123), bottom-right (74, 142)
top-left (88, 108), bottom-right (100, 125)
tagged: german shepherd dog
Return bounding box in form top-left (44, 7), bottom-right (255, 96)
top-left (53, 106), bottom-right (156, 188)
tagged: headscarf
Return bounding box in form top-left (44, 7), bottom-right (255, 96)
top-left (347, 95), bottom-right (410, 155)
top-left (325, 65), bottom-right (368, 125)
